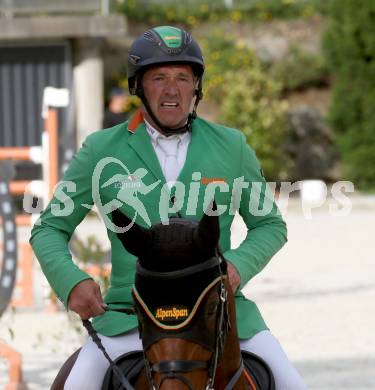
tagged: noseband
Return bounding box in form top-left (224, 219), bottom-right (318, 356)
top-left (133, 254), bottom-right (243, 390)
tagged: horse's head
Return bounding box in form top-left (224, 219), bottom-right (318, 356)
top-left (112, 208), bottom-right (242, 390)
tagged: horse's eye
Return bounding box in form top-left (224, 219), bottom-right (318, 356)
top-left (207, 301), bottom-right (218, 315)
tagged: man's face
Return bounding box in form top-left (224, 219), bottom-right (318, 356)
top-left (141, 64), bottom-right (197, 130)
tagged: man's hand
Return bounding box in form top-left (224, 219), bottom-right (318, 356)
top-left (68, 279), bottom-right (106, 320)
top-left (227, 262), bottom-right (241, 293)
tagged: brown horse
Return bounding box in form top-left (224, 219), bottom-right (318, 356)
top-left (52, 208), bottom-right (274, 389)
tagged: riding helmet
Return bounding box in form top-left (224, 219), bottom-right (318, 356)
top-left (127, 26), bottom-right (205, 98)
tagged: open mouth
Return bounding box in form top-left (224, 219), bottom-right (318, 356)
top-left (160, 102), bottom-right (179, 109)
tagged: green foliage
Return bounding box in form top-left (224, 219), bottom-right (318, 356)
top-left (269, 45), bottom-right (329, 91)
top-left (114, 0), bottom-right (327, 26)
top-left (323, 0), bottom-right (375, 189)
top-left (199, 31), bottom-right (260, 100)
top-left (71, 235), bottom-right (106, 264)
top-left (221, 70), bottom-right (290, 180)
top-left (199, 32), bottom-right (290, 180)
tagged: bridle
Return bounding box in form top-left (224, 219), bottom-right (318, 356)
top-left (82, 252), bottom-right (244, 390)
top-left (133, 252), bottom-right (244, 390)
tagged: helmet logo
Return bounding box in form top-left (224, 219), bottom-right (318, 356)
top-left (165, 36), bottom-right (180, 40)
top-left (129, 54), bottom-right (141, 65)
top-left (162, 35), bottom-right (182, 48)
top-left (154, 26), bottom-right (183, 49)
top-left (167, 48), bottom-right (183, 54)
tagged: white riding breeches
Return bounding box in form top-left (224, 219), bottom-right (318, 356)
top-left (64, 329), bottom-right (306, 390)
top-left (239, 331), bottom-right (307, 390)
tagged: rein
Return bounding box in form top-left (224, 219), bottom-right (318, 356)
top-left (82, 307), bottom-right (135, 390)
top-left (83, 254), bottom-right (244, 390)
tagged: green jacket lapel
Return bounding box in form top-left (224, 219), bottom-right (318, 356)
top-left (127, 113), bottom-right (165, 185)
top-left (177, 123), bottom-right (205, 184)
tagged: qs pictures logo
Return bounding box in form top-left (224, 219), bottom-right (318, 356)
top-left (91, 157), bottom-right (160, 233)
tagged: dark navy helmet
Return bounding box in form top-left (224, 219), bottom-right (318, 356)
top-left (127, 26), bottom-right (204, 97)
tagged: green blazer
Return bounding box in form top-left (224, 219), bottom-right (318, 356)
top-left (30, 111), bottom-right (287, 339)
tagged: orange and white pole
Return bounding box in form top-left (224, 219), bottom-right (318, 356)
top-left (0, 146), bottom-right (42, 163)
top-left (41, 87), bottom-right (69, 201)
top-left (44, 108), bottom-right (59, 199)
top-left (0, 342), bottom-right (24, 390)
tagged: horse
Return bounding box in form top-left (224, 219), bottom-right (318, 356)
top-left (51, 207), bottom-right (274, 389)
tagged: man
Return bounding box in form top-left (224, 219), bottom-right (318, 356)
top-left (102, 87), bottom-right (130, 128)
top-left (30, 26), bottom-right (306, 389)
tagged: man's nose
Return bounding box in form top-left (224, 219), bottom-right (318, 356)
top-left (163, 79), bottom-right (179, 95)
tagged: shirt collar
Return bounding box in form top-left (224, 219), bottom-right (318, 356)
top-left (144, 119), bottom-right (190, 145)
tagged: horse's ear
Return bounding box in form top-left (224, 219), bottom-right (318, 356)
top-left (111, 209), bottom-right (151, 257)
top-left (195, 201), bottom-right (220, 250)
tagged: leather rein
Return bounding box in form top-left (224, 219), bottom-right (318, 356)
top-left (82, 254), bottom-right (244, 390)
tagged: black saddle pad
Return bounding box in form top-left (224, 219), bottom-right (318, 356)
top-left (102, 350), bottom-right (275, 390)
top-left (242, 350), bottom-right (275, 390)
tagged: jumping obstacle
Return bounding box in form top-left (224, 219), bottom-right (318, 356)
top-left (0, 87), bottom-right (69, 389)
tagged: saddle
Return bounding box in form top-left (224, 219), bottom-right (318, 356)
top-left (101, 350), bottom-right (275, 390)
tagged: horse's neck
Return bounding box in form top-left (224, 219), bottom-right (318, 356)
top-left (215, 278), bottom-right (247, 390)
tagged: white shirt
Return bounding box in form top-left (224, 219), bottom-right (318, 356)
top-left (145, 120), bottom-right (191, 188)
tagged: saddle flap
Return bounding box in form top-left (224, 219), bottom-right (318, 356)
top-left (101, 350), bottom-right (144, 389)
top-left (242, 350), bottom-right (276, 390)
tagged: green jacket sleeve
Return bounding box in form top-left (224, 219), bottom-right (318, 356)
top-left (223, 133), bottom-right (287, 289)
top-left (29, 136), bottom-right (95, 307)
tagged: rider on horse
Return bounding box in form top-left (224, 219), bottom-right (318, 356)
top-left (30, 26), bottom-right (306, 389)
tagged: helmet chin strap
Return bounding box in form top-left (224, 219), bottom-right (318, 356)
top-left (136, 83), bottom-right (202, 136)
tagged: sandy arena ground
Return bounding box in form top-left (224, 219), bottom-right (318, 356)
top-left (1, 196), bottom-right (374, 389)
